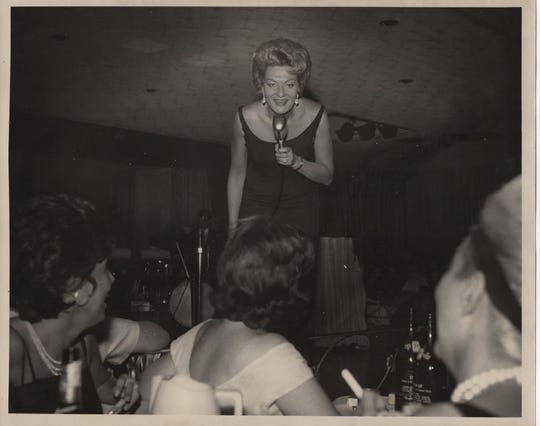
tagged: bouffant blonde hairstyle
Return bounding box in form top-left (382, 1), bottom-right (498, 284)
top-left (252, 38), bottom-right (312, 93)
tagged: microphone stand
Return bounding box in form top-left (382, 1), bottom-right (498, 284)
top-left (191, 228), bottom-right (203, 326)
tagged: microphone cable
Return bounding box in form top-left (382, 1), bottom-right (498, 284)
top-left (270, 165), bottom-right (285, 219)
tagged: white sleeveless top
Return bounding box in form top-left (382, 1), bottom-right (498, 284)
top-left (169, 320), bottom-right (314, 415)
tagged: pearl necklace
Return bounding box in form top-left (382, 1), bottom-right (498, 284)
top-left (450, 367), bottom-right (522, 403)
top-left (24, 321), bottom-right (63, 376)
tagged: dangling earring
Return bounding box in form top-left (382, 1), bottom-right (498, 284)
top-left (261, 95), bottom-right (267, 105)
top-left (294, 93), bottom-right (300, 107)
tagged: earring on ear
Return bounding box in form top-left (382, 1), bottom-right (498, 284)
top-left (72, 288), bottom-right (90, 306)
top-left (71, 278), bottom-right (97, 306)
top-left (294, 93), bottom-right (299, 107)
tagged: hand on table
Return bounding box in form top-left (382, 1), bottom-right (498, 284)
top-left (359, 390), bottom-right (423, 416)
top-left (358, 389), bottom-right (387, 416)
top-left (333, 391), bottom-right (387, 416)
top-left (108, 373), bottom-right (140, 414)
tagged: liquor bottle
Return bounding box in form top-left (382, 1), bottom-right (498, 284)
top-left (385, 352), bottom-right (398, 413)
top-left (413, 313), bottom-right (435, 405)
top-left (395, 307), bottom-right (420, 410)
top-left (130, 263), bottom-right (153, 313)
top-left (56, 347), bottom-right (82, 413)
top-left (130, 279), bottom-right (150, 312)
top-left (415, 312), bottom-right (451, 404)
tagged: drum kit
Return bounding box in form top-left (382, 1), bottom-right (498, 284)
top-left (145, 218), bottom-right (220, 327)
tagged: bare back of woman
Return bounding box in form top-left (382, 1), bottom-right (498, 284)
top-left (189, 319), bottom-right (286, 386)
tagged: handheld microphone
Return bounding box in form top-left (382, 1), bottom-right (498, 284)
top-left (272, 115), bottom-right (288, 148)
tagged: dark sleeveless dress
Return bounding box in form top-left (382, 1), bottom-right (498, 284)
top-left (9, 325), bottom-right (103, 413)
top-left (238, 105), bottom-right (325, 238)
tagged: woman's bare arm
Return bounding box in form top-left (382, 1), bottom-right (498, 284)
top-left (276, 377), bottom-right (339, 416)
top-left (227, 112), bottom-right (248, 234)
top-left (133, 321), bottom-right (170, 353)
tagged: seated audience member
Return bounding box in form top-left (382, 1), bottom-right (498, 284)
top-left (9, 194), bottom-right (139, 413)
top-left (362, 175), bottom-right (522, 417)
top-left (94, 317), bottom-right (170, 366)
top-left (140, 218), bottom-right (338, 415)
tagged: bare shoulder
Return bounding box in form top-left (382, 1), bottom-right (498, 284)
top-left (240, 101), bottom-right (263, 120)
top-left (232, 328), bottom-right (289, 365)
top-left (245, 333), bottom-right (292, 365)
top-left (301, 98), bottom-right (324, 117)
top-left (414, 402), bottom-right (462, 417)
top-left (254, 331), bottom-right (289, 350)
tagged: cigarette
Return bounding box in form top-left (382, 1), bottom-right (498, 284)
top-left (107, 398), bottom-right (126, 414)
top-left (341, 368), bottom-right (364, 400)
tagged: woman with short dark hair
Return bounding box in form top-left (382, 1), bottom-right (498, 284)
top-left (140, 218), bottom-right (338, 415)
top-left (9, 194), bottom-right (139, 413)
top-left (211, 217), bottom-right (313, 336)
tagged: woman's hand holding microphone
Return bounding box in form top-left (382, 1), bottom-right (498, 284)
top-left (275, 145), bottom-right (304, 171)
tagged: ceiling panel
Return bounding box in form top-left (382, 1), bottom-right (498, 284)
top-left (10, 6), bottom-right (521, 145)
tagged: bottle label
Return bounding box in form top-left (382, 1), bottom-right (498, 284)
top-left (65, 360), bottom-right (82, 387)
top-left (415, 385), bottom-right (433, 405)
top-left (59, 359), bottom-right (82, 406)
top-left (386, 392), bottom-right (396, 412)
top-left (399, 371), bottom-right (415, 402)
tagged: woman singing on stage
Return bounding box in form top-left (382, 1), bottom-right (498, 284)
top-left (227, 38), bottom-right (334, 240)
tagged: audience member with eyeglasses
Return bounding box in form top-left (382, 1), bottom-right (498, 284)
top-left (9, 194), bottom-right (139, 413)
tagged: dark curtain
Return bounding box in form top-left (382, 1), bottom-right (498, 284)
top-left (344, 138), bottom-right (519, 280)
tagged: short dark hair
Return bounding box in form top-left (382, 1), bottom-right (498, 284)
top-left (10, 194), bottom-right (112, 322)
top-left (211, 217), bottom-right (315, 336)
top-left (252, 38), bottom-right (312, 93)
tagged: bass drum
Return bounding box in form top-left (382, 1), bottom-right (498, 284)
top-left (169, 280), bottom-right (214, 327)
